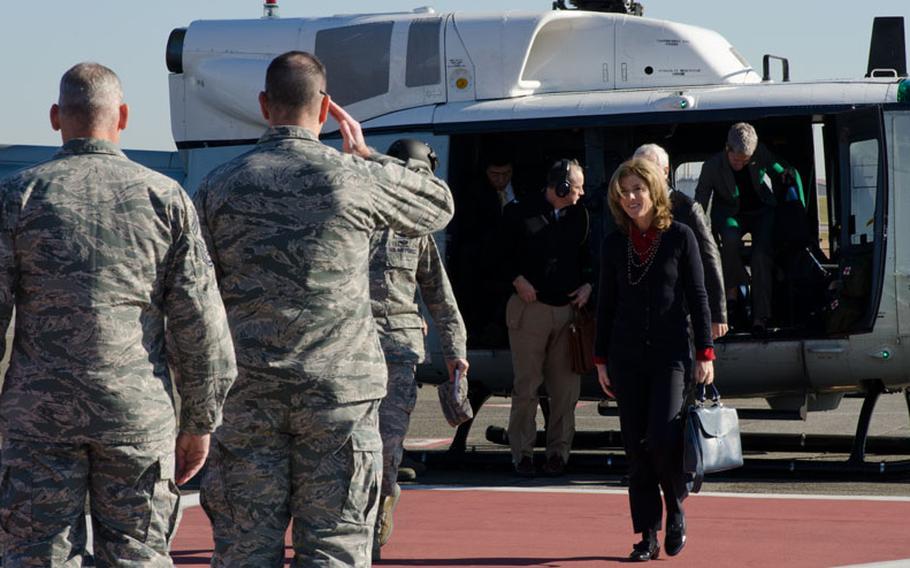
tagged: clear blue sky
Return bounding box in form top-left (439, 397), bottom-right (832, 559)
top-left (1, 0), bottom-right (907, 150)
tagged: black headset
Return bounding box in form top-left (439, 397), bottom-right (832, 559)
top-left (552, 159), bottom-right (573, 198)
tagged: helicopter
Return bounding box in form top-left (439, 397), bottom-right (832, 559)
top-left (163, 2), bottom-right (910, 473)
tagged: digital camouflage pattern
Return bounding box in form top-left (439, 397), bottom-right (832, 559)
top-left (194, 126), bottom-right (454, 405)
top-left (0, 138), bottom-right (237, 445)
top-left (369, 230), bottom-right (467, 364)
top-left (369, 227), bottom-right (466, 498)
top-left (194, 125), bottom-right (452, 566)
top-left (201, 396), bottom-right (381, 567)
top-left (1, 437), bottom-right (180, 567)
top-left (377, 362), bottom-right (418, 496)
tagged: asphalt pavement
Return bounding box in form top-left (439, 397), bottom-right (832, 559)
top-left (404, 383), bottom-right (910, 497)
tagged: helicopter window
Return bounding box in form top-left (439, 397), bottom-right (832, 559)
top-left (848, 139), bottom-right (879, 245)
top-left (673, 161), bottom-right (702, 200)
top-left (812, 124), bottom-right (832, 258)
top-left (315, 22), bottom-right (393, 106)
top-left (406, 18), bottom-right (442, 88)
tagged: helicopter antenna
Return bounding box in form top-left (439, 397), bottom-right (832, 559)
top-left (553, 0), bottom-right (644, 16)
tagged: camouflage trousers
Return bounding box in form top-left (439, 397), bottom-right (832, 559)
top-left (378, 362), bottom-right (418, 496)
top-left (201, 398), bottom-right (382, 567)
top-left (0, 437), bottom-right (179, 567)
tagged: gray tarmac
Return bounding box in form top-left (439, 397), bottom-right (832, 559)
top-left (404, 384), bottom-right (910, 497)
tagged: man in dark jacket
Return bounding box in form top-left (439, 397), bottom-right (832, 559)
top-left (694, 123), bottom-right (787, 331)
top-left (634, 144), bottom-right (727, 339)
top-left (453, 152), bottom-right (520, 347)
top-left (501, 159), bottom-right (593, 477)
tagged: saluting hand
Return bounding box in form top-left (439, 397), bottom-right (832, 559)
top-left (175, 432), bottom-right (211, 486)
top-left (695, 360), bottom-right (714, 385)
top-left (328, 100), bottom-right (371, 158)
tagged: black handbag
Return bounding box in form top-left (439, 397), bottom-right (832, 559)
top-left (683, 384), bottom-right (744, 493)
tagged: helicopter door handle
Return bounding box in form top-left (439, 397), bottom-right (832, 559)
top-left (807, 346), bottom-right (845, 354)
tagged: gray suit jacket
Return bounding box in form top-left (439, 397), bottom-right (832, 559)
top-left (670, 190), bottom-right (727, 324)
top-left (694, 143), bottom-right (780, 228)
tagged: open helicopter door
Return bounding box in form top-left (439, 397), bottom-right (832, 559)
top-left (804, 107), bottom-right (888, 388)
top-left (829, 107), bottom-right (888, 334)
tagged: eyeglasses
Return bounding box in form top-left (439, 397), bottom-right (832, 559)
top-left (319, 89), bottom-right (328, 97)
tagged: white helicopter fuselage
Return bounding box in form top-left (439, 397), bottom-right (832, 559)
top-left (166, 8), bottom-right (910, 412)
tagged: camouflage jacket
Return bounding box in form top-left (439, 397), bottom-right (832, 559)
top-left (0, 138), bottom-right (237, 444)
top-left (193, 126), bottom-right (453, 405)
top-left (369, 230), bottom-right (466, 364)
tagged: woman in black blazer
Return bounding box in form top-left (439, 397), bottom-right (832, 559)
top-left (594, 158), bottom-right (715, 562)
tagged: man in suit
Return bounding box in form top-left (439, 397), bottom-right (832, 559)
top-left (455, 151), bottom-right (521, 347)
top-left (694, 123), bottom-right (788, 332)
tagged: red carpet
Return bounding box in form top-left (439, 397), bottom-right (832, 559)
top-left (171, 488), bottom-right (910, 566)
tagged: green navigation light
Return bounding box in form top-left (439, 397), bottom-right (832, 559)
top-left (899, 79), bottom-right (910, 103)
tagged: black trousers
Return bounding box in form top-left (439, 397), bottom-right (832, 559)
top-left (612, 358), bottom-right (688, 534)
top-left (718, 205), bottom-right (775, 323)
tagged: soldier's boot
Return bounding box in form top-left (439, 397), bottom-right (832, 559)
top-left (377, 483), bottom-right (401, 547)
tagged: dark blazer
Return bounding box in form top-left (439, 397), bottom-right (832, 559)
top-left (694, 143), bottom-right (780, 227)
top-left (595, 221), bottom-right (712, 366)
top-left (670, 190), bottom-right (726, 324)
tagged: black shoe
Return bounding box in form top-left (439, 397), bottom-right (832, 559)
top-left (751, 317), bottom-right (772, 337)
top-left (514, 456), bottom-right (535, 478)
top-left (542, 454), bottom-right (566, 477)
top-left (629, 536), bottom-right (660, 562)
top-left (665, 518), bottom-right (686, 556)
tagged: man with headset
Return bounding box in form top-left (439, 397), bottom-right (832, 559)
top-left (501, 159), bottom-right (593, 477)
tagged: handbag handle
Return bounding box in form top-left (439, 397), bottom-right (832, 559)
top-left (694, 383), bottom-right (721, 405)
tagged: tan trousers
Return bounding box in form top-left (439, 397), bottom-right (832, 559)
top-left (505, 294), bottom-right (581, 463)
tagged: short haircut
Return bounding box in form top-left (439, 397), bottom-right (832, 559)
top-left (607, 158), bottom-right (673, 234)
top-left (546, 158), bottom-right (582, 188)
top-left (726, 122), bottom-right (758, 155)
top-left (58, 62), bottom-right (123, 123)
top-left (484, 149), bottom-right (513, 169)
top-left (632, 143), bottom-right (670, 172)
top-left (264, 51), bottom-right (326, 113)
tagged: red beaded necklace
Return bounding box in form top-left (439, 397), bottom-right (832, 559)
top-left (627, 226), bottom-right (662, 286)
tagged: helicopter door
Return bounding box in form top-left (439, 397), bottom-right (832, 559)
top-left (804, 108), bottom-right (887, 388)
top-left (828, 107), bottom-right (888, 334)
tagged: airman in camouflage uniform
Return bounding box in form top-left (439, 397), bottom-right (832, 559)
top-left (0, 63), bottom-right (237, 567)
top-left (193, 52), bottom-right (454, 567)
top-left (369, 140), bottom-right (467, 558)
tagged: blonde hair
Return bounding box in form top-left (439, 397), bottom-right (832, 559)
top-left (607, 158), bottom-right (673, 234)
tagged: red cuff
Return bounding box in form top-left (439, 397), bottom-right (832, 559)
top-left (593, 355), bottom-right (607, 365)
top-left (696, 347), bottom-right (716, 362)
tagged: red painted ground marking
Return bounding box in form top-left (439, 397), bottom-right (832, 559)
top-left (171, 489), bottom-right (910, 567)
